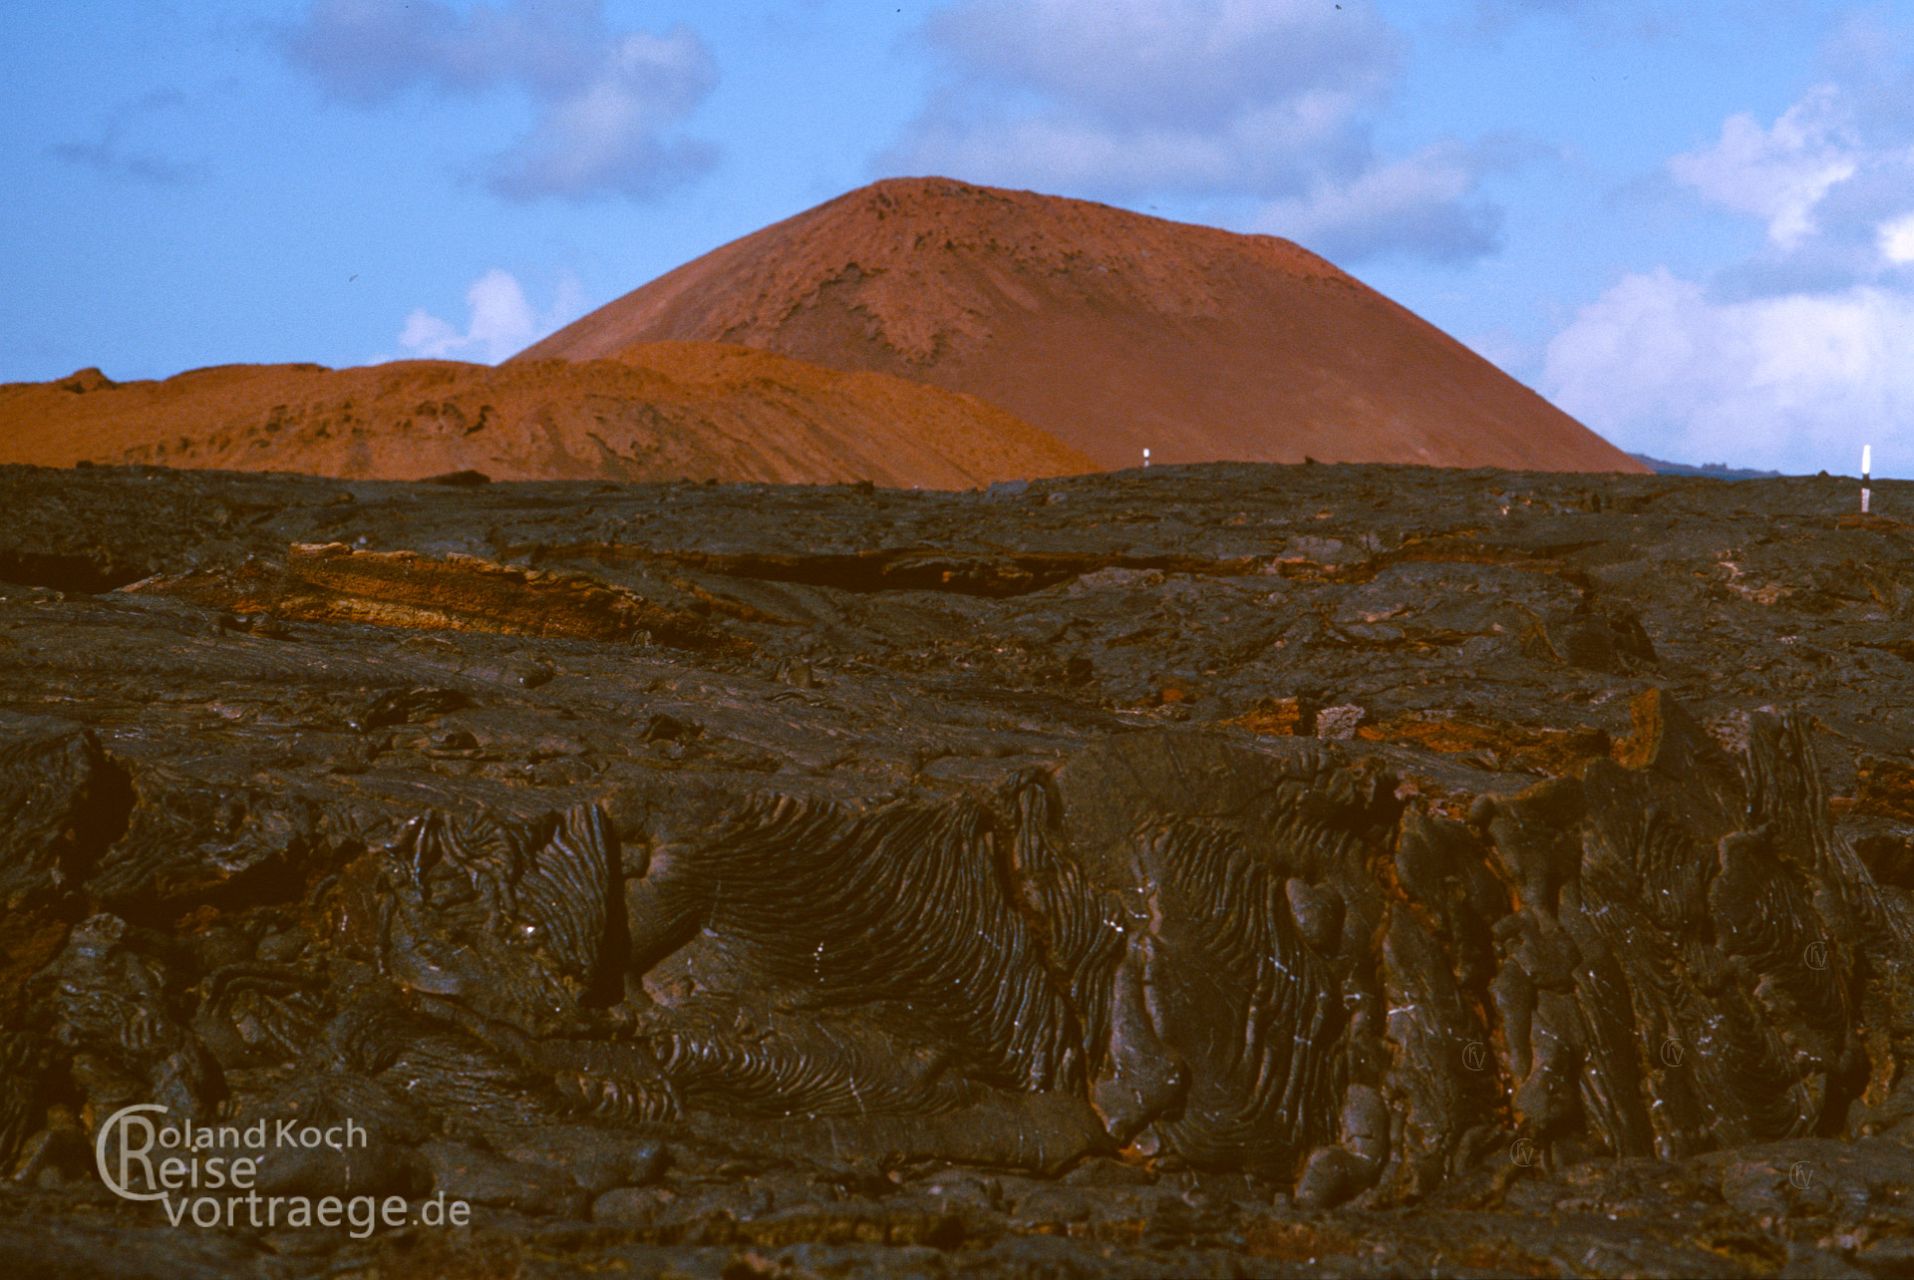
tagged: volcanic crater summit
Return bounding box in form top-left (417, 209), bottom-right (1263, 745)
top-left (520, 176), bottom-right (1647, 475)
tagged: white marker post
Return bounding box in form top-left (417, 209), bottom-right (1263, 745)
top-left (1142, 447), bottom-right (1151, 469)
top-left (1863, 444), bottom-right (1872, 515)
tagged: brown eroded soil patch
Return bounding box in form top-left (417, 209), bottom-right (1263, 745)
top-left (0, 341), bottom-right (1093, 489)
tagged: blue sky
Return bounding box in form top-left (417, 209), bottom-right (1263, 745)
top-left (6, 1), bottom-right (1913, 475)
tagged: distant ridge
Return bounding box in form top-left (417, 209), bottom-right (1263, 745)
top-left (1633, 454), bottom-right (1787, 480)
top-left (0, 341), bottom-right (1094, 487)
top-left (520, 177), bottom-right (1648, 475)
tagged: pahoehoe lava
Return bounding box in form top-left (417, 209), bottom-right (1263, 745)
top-left (2, 461), bottom-right (1912, 1277)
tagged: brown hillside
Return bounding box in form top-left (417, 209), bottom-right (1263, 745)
top-left (0, 341), bottom-right (1094, 487)
top-left (520, 177), bottom-right (1646, 474)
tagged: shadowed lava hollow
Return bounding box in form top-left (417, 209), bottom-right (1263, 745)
top-left (2, 461), bottom-right (1913, 1278)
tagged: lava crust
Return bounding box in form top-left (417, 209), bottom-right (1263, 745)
top-left (1, 462), bottom-right (1911, 1278)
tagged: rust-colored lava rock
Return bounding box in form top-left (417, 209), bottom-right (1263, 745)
top-left (520, 177), bottom-right (1647, 474)
top-left (2, 461), bottom-right (1912, 1278)
top-left (0, 340), bottom-right (1092, 487)
top-left (133, 542), bottom-right (747, 655)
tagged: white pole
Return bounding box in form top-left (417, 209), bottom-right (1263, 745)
top-left (1863, 444), bottom-right (1872, 515)
top-left (1143, 447), bottom-right (1151, 469)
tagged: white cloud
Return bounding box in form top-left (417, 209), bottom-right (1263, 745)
top-left (1543, 31), bottom-right (1914, 477)
top-left (488, 62), bottom-right (716, 200)
top-left (887, 0), bottom-right (1508, 264)
top-left (1668, 87), bottom-right (1859, 249)
top-left (1254, 143), bottom-right (1501, 262)
top-left (283, 1), bottom-right (716, 201)
top-left (921, 0), bottom-right (1395, 133)
top-left (394, 269), bottom-right (588, 364)
top-left (1543, 268), bottom-right (1914, 473)
top-left (1880, 212), bottom-right (1914, 265)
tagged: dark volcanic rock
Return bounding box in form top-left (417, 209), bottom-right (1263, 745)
top-left (1, 461), bottom-right (1912, 1277)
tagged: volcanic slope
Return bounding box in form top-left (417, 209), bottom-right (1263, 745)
top-left (520, 177), bottom-right (1646, 474)
top-left (0, 341), bottom-right (1093, 487)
